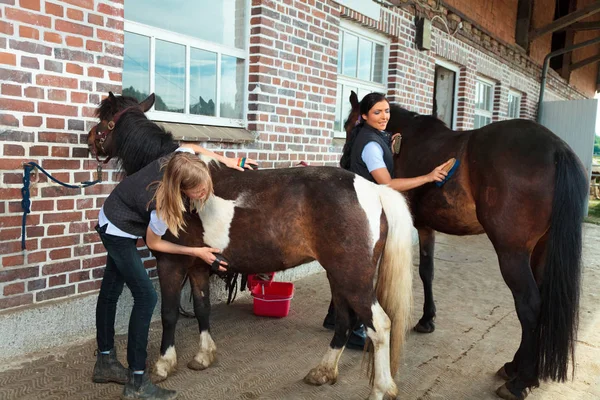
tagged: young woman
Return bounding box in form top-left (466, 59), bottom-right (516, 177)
top-left (92, 147), bottom-right (256, 400)
top-left (326, 92), bottom-right (452, 349)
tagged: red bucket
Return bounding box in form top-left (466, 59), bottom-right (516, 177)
top-left (247, 273), bottom-right (275, 290)
top-left (250, 281), bottom-right (294, 318)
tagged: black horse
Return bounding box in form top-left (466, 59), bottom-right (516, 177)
top-left (345, 91), bottom-right (588, 400)
top-left (89, 92), bottom-right (415, 400)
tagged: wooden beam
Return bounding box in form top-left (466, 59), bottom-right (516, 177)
top-left (560, 0), bottom-right (578, 81)
top-left (515, 0), bottom-right (534, 50)
top-left (570, 52), bottom-right (600, 71)
top-left (530, 1), bottom-right (600, 41)
top-left (568, 21), bottom-right (600, 31)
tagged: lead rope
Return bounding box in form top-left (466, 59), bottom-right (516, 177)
top-left (21, 162), bottom-right (103, 250)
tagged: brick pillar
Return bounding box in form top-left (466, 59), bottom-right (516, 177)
top-left (247, 0), bottom-right (340, 168)
top-left (455, 55), bottom-right (476, 130)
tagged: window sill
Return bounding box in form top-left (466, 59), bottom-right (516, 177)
top-left (156, 122), bottom-right (255, 144)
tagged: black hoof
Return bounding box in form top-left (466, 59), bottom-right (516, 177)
top-left (495, 383), bottom-right (527, 400)
top-left (414, 320), bottom-right (435, 333)
top-left (496, 364), bottom-right (517, 381)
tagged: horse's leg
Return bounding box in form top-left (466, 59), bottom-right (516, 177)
top-left (415, 227), bottom-right (436, 333)
top-left (304, 274), bottom-right (352, 386)
top-left (186, 265), bottom-right (216, 371)
top-left (493, 250), bottom-right (541, 400)
top-left (153, 256), bottom-right (188, 382)
top-left (497, 232), bottom-right (549, 383)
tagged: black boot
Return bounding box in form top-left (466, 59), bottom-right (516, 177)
top-left (121, 370), bottom-right (177, 400)
top-left (346, 325), bottom-right (368, 350)
top-left (92, 348), bottom-right (129, 384)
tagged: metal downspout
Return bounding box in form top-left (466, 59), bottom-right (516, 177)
top-left (537, 35), bottom-right (600, 123)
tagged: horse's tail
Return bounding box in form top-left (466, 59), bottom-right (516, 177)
top-left (369, 185), bottom-right (414, 379)
top-left (537, 147), bottom-right (588, 382)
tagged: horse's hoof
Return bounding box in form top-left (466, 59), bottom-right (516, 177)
top-left (413, 320), bottom-right (435, 333)
top-left (151, 372), bottom-right (168, 383)
top-left (188, 358), bottom-right (210, 371)
top-left (495, 383), bottom-right (527, 400)
top-left (496, 366), bottom-right (513, 381)
top-left (303, 366), bottom-right (337, 386)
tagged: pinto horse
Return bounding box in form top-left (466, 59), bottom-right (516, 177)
top-left (344, 91), bottom-right (588, 400)
top-left (88, 92), bottom-right (414, 400)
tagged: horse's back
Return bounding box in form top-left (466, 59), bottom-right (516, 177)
top-left (204, 165), bottom-right (382, 271)
top-left (465, 119), bottom-right (573, 239)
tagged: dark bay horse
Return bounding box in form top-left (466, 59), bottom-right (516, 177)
top-left (345, 91), bottom-right (588, 400)
top-left (89, 92), bottom-right (414, 399)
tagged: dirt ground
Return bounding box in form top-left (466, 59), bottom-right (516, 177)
top-left (0, 225), bottom-right (598, 400)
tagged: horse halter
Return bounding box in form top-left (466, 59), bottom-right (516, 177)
top-left (91, 105), bottom-right (140, 163)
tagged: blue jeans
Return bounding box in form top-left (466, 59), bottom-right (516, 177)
top-left (95, 224), bottom-right (157, 371)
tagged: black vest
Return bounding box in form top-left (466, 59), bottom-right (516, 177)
top-left (103, 158), bottom-right (166, 237)
top-left (349, 124), bottom-right (395, 182)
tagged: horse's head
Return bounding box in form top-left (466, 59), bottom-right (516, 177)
top-left (88, 92), bottom-right (155, 163)
top-left (343, 91), bottom-right (361, 144)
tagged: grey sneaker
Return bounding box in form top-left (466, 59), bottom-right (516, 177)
top-left (92, 348), bottom-right (128, 384)
top-left (121, 370), bottom-right (177, 400)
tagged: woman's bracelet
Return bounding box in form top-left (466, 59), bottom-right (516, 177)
top-left (237, 157), bottom-right (246, 168)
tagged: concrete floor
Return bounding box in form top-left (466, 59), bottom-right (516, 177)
top-left (0, 225), bottom-right (598, 400)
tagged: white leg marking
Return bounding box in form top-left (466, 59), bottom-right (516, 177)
top-left (353, 176), bottom-right (383, 251)
top-left (154, 345), bottom-right (177, 381)
top-left (188, 331), bottom-right (217, 370)
top-left (303, 347), bottom-right (344, 386)
top-left (367, 302), bottom-right (398, 400)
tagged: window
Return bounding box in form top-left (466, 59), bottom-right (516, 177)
top-left (334, 22), bottom-right (389, 138)
top-left (507, 90), bottom-right (522, 119)
top-left (123, 0), bottom-right (247, 127)
top-left (474, 79), bottom-right (494, 129)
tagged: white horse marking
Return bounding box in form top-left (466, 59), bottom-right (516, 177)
top-left (154, 345), bottom-right (177, 381)
top-left (304, 347), bottom-right (344, 386)
top-left (190, 330), bottom-right (217, 370)
top-left (353, 176), bottom-right (383, 252)
top-left (366, 302), bottom-right (398, 400)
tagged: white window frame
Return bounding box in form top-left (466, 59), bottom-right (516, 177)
top-left (474, 77), bottom-right (495, 128)
top-left (507, 89), bottom-right (522, 119)
top-left (434, 59), bottom-right (460, 130)
top-left (123, 7), bottom-right (249, 129)
top-left (335, 21), bottom-right (389, 138)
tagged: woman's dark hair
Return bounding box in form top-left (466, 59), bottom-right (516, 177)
top-left (340, 92), bottom-right (389, 170)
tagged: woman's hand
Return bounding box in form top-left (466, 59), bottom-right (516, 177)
top-left (192, 247), bottom-right (228, 271)
top-left (222, 157), bottom-right (258, 171)
top-left (426, 159), bottom-right (452, 183)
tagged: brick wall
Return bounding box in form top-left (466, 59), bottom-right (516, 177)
top-left (0, 0), bottom-right (129, 310)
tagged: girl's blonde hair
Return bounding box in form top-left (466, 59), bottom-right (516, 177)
top-left (151, 152), bottom-right (213, 237)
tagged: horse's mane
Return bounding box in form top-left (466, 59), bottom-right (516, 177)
top-left (96, 94), bottom-right (140, 121)
top-left (112, 109), bottom-right (178, 175)
top-left (389, 103), bottom-right (449, 131)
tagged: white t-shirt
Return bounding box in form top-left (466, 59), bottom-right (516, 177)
top-left (361, 141), bottom-right (387, 173)
top-left (98, 146), bottom-right (194, 238)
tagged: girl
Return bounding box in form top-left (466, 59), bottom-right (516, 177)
top-left (326, 92), bottom-right (452, 349)
top-left (92, 147), bottom-right (255, 400)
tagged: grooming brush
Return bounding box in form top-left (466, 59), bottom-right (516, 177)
top-left (436, 158), bottom-right (460, 187)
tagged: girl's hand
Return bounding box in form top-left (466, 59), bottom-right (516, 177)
top-left (427, 160), bottom-right (452, 183)
top-left (192, 247), bottom-right (228, 271)
top-left (223, 157), bottom-right (258, 171)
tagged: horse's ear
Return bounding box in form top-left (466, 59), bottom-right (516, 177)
top-left (108, 91), bottom-right (116, 100)
top-left (139, 93), bottom-right (155, 112)
top-left (349, 91), bottom-right (359, 109)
